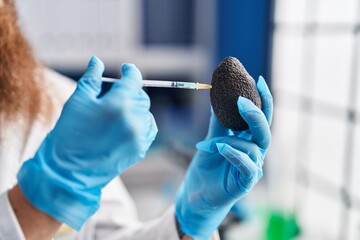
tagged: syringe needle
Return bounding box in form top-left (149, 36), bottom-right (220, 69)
top-left (102, 77), bottom-right (212, 90)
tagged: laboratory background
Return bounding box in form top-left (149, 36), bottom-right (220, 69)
top-left (15, 0), bottom-right (360, 239)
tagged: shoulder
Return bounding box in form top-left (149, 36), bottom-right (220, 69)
top-left (18, 68), bottom-right (77, 162)
top-left (41, 68), bottom-right (77, 107)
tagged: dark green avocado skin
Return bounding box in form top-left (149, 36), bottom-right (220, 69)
top-left (210, 56), bottom-right (262, 131)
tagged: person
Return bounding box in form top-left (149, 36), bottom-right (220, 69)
top-left (0, 1), bottom-right (273, 240)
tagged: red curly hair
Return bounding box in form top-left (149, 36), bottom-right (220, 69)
top-left (0, 0), bottom-right (50, 122)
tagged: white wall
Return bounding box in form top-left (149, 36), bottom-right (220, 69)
top-left (270, 0), bottom-right (360, 239)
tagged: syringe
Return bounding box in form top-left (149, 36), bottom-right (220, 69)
top-left (102, 77), bottom-right (212, 90)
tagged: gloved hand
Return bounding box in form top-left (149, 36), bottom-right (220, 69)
top-left (17, 56), bottom-right (157, 230)
top-left (175, 76), bottom-right (272, 240)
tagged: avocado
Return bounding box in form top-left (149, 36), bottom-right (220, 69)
top-left (210, 56), bottom-right (262, 131)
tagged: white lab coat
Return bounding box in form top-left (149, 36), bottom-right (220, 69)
top-left (0, 69), bottom-right (185, 240)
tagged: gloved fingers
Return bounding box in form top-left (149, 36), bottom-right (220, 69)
top-left (257, 76), bottom-right (273, 125)
top-left (237, 97), bottom-right (271, 150)
top-left (132, 112), bottom-right (158, 159)
top-left (222, 137), bottom-right (264, 167)
top-left (126, 91), bottom-right (151, 112)
top-left (231, 130), bottom-right (252, 140)
top-left (111, 63), bottom-right (142, 92)
top-left (146, 112), bottom-right (158, 141)
top-left (113, 91), bottom-right (154, 135)
top-left (206, 107), bottom-right (230, 139)
top-left (103, 63), bottom-right (143, 104)
top-left (77, 56), bottom-right (104, 96)
top-left (139, 89), bottom-right (151, 110)
top-left (197, 136), bottom-right (263, 166)
top-left (197, 136), bottom-right (231, 153)
top-left (216, 143), bottom-right (260, 187)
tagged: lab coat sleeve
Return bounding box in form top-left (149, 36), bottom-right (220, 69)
top-left (69, 178), bottom-right (180, 240)
top-left (0, 191), bottom-right (26, 240)
top-left (70, 178), bottom-right (220, 240)
top-left (97, 207), bottom-right (221, 240)
top-left (94, 206), bottom-right (180, 240)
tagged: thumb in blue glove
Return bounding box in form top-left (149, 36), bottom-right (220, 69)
top-left (17, 56), bottom-right (157, 230)
top-left (175, 76), bottom-right (273, 240)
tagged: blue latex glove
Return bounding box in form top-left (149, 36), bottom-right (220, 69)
top-left (17, 56), bottom-right (157, 230)
top-left (175, 76), bottom-right (273, 240)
